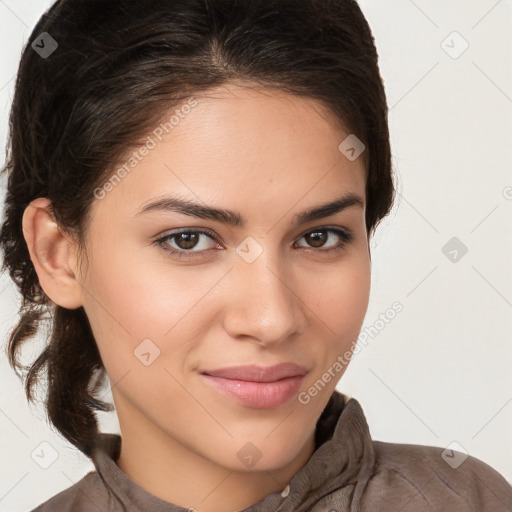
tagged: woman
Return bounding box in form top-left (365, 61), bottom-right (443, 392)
top-left (1, 0), bottom-right (511, 511)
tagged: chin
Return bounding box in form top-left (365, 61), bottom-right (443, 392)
top-left (216, 432), bottom-right (312, 473)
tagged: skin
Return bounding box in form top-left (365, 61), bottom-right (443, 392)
top-left (22, 81), bottom-right (371, 512)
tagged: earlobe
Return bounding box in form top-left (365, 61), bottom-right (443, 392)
top-left (21, 197), bottom-right (84, 309)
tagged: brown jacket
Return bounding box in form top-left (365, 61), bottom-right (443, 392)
top-left (31, 391), bottom-right (512, 511)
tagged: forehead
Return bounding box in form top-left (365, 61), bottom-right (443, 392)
top-left (93, 82), bottom-right (366, 223)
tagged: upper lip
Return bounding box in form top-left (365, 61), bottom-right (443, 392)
top-left (201, 363), bottom-right (308, 382)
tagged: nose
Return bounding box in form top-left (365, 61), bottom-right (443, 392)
top-left (222, 250), bottom-right (308, 347)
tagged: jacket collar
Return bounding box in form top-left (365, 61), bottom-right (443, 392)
top-left (91, 391), bottom-right (375, 511)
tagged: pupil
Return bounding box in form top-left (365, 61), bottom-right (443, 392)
top-left (307, 231), bottom-right (326, 248)
top-left (178, 233), bottom-right (198, 249)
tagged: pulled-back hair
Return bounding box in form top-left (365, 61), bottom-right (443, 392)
top-left (0, 0), bottom-right (394, 457)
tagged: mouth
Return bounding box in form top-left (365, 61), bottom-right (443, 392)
top-left (200, 363), bottom-right (309, 409)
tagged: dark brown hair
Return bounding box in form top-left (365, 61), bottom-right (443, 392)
top-left (0, 0), bottom-right (394, 457)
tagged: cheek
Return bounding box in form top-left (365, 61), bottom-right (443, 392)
top-left (297, 257), bottom-right (370, 400)
top-left (303, 255), bottom-right (371, 381)
top-left (81, 243), bottom-right (222, 375)
top-left (311, 257), bottom-right (371, 334)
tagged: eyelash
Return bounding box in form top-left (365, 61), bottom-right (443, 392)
top-left (154, 226), bottom-right (353, 260)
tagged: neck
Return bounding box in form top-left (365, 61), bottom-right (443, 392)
top-left (114, 399), bottom-right (316, 512)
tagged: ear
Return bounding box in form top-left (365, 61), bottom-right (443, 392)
top-left (21, 197), bottom-right (84, 309)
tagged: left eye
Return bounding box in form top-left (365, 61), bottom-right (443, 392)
top-left (294, 227), bottom-right (353, 251)
top-left (155, 227), bottom-right (353, 259)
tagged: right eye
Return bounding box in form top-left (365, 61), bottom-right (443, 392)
top-left (154, 228), bottom-right (221, 259)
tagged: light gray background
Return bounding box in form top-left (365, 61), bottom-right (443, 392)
top-left (1, 1), bottom-right (511, 510)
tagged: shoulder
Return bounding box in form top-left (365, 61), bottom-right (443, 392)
top-left (30, 471), bottom-right (110, 512)
top-left (358, 440), bottom-right (512, 511)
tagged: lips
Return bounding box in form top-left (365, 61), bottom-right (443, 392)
top-left (200, 363), bottom-right (309, 409)
top-left (201, 362), bottom-right (309, 382)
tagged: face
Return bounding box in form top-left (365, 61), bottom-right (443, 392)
top-left (75, 81), bottom-right (371, 472)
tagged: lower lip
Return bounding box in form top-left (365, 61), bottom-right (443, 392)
top-left (201, 374), bottom-right (305, 409)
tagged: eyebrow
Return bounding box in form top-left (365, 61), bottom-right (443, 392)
top-left (134, 192), bottom-right (364, 227)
